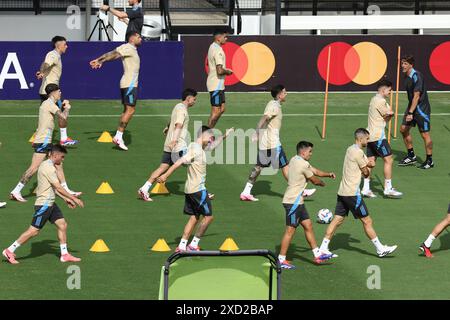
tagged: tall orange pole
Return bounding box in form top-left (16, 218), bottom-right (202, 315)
top-left (388, 91), bottom-right (393, 143)
top-left (394, 46), bottom-right (401, 138)
top-left (322, 46), bottom-right (331, 140)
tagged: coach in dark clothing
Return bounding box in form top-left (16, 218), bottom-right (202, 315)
top-left (101, 0), bottom-right (143, 40)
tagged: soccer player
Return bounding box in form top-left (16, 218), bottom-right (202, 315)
top-left (318, 128), bottom-right (398, 258)
top-left (90, 31), bottom-right (142, 151)
top-left (240, 85), bottom-right (315, 201)
top-left (206, 29), bottom-right (233, 128)
top-left (278, 141), bottom-right (336, 270)
top-left (362, 79), bottom-right (403, 199)
top-left (10, 84), bottom-right (81, 203)
top-left (398, 55), bottom-right (434, 169)
top-left (36, 36), bottom-right (78, 146)
top-left (138, 88), bottom-right (197, 202)
top-left (419, 204), bottom-right (450, 258)
top-left (101, 0), bottom-right (143, 39)
top-left (157, 126), bottom-right (234, 252)
top-left (2, 145), bottom-right (84, 265)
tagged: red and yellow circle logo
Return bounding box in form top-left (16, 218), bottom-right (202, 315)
top-left (317, 41), bottom-right (388, 86)
top-left (205, 42), bottom-right (276, 86)
top-left (429, 41), bottom-right (450, 85)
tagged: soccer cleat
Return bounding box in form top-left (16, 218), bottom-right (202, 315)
top-left (320, 249), bottom-right (338, 258)
top-left (112, 137), bottom-right (128, 151)
top-left (0, 201), bottom-right (6, 208)
top-left (60, 253), bottom-right (81, 263)
top-left (280, 260), bottom-right (296, 270)
top-left (240, 193), bottom-right (259, 202)
top-left (383, 188), bottom-right (403, 199)
top-left (418, 161), bottom-right (434, 170)
top-left (377, 245), bottom-right (398, 258)
top-left (419, 243), bottom-right (433, 258)
top-left (361, 189), bottom-right (377, 198)
top-left (175, 246), bottom-right (186, 253)
top-left (187, 245), bottom-right (200, 252)
top-left (60, 138), bottom-right (79, 146)
top-left (138, 189), bottom-right (153, 202)
top-left (2, 249), bottom-right (19, 264)
top-left (303, 188), bottom-right (316, 198)
top-left (314, 253), bottom-right (333, 265)
top-left (9, 192), bottom-right (27, 203)
top-left (398, 155), bottom-right (417, 166)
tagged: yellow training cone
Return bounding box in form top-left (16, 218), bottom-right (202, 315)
top-left (219, 238), bottom-right (239, 251)
top-left (29, 132), bottom-right (36, 143)
top-left (151, 238), bottom-right (171, 252)
top-left (151, 182), bottom-right (170, 194)
top-left (97, 131), bottom-right (113, 143)
top-left (96, 182), bottom-right (114, 194)
top-left (90, 239), bottom-right (110, 252)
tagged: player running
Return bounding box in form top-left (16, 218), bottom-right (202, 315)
top-left (138, 88), bottom-right (197, 202)
top-left (361, 79), bottom-right (403, 199)
top-left (240, 85), bottom-right (315, 202)
top-left (36, 36), bottom-right (78, 146)
top-left (206, 28), bottom-right (233, 128)
top-left (157, 126), bottom-right (234, 252)
top-left (90, 31), bottom-right (142, 151)
top-left (319, 128), bottom-right (398, 258)
top-left (419, 203), bottom-right (450, 258)
top-left (3, 145), bottom-right (84, 264)
top-left (277, 141), bottom-right (336, 270)
top-left (10, 84), bottom-right (81, 203)
top-left (398, 55), bottom-right (434, 169)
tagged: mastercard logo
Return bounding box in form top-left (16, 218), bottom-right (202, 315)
top-left (429, 41), bottom-right (450, 85)
top-left (317, 41), bottom-right (387, 86)
top-left (205, 42), bottom-right (276, 86)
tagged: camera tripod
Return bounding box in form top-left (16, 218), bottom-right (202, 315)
top-left (88, 13), bottom-right (118, 41)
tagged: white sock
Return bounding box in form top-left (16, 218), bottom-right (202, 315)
top-left (115, 131), bottom-right (123, 140)
top-left (242, 182), bottom-right (253, 195)
top-left (363, 178), bottom-right (371, 192)
top-left (141, 181), bottom-right (152, 193)
top-left (60, 128), bottom-right (68, 141)
top-left (12, 182), bottom-right (25, 194)
top-left (384, 179), bottom-right (392, 191)
top-left (190, 236), bottom-right (201, 248)
top-left (320, 238), bottom-right (330, 251)
top-left (424, 234), bottom-right (436, 248)
top-left (179, 238), bottom-right (188, 250)
top-left (312, 247), bottom-right (321, 258)
top-left (60, 243), bottom-right (68, 255)
top-left (8, 241), bottom-right (21, 253)
top-left (371, 237), bottom-right (384, 252)
top-left (278, 255), bottom-right (286, 263)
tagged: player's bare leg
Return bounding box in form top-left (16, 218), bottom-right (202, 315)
top-left (362, 156), bottom-right (377, 198)
top-left (240, 165), bottom-right (262, 201)
top-left (138, 163), bottom-right (170, 202)
top-left (399, 125), bottom-right (417, 166)
top-left (207, 103), bottom-right (226, 128)
top-left (418, 131), bottom-right (434, 169)
top-left (300, 219), bottom-right (333, 264)
top-left (360, 216), bottom-right (397, 257)
top-left (10, 153), bottom-right (47, 202)
top-left (3, 226), bottom-right (40, 264)
top-left (319, 215), bottom-right (345, 257)
top-left (188, 216), bottom-right (214, 251)
top-left (420, 213), bottom-right (450, 258)
top-left (278, 226), bottom-right (296, 268)
top-left (113, 105), bottom-right (135, 151)
top-left (58, 117), bottom-right (78, 147)
top-left (55, 218), bottom-right (80, 262)
top-left (176, 215), bottom-right (200, 252)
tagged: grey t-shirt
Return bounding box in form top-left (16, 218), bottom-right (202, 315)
top-left (126, 5), bottom-right (143, 39)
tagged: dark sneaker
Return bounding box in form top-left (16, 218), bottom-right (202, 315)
top-left (398, 155), bottom-right (417, 166)
top-left (418, 161), bottom-right (434, 169)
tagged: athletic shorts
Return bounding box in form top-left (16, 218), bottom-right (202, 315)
top-left (184, 190), bottom-right (212, 217)
top-left (121, 87), bottom-right (138, 107)
top-left (32, 143), bottom-right (53, 154)
top-left (402, 109), bottom-right (431, 133)
top-left (31, 204), bottom-right (64, 229)
top-left (367, 139), bottom-right (392, 158)
top-left (161, 149), bottom-right (187, 166)
top-left (40, 94), bottom-right (65, 111)
top-left (257, 146), bottom-right (289, 169)
top-left (209, 90), bottom-right (225, 107)
top-left (335, 195), bottom-right (369, 219)
top-left (284, 203), bottom-right (310, 228)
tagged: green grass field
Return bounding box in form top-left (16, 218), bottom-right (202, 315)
top-left (0, 92), bottom-right (449, 300)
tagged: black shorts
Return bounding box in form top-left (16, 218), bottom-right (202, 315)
top-left (335, 195), bottom-right (369, 219)
top-left (257, 146), bottom-right (289, 169)
top-left (121, 87), bottom-right (138, 107)
top-left (32, 143), bottom-right (53, 154)
top-left (367, 139), bottom-right (392, 158)
top-left (402, 109), bottom-right (431, 133)
top-left (209, 90), bottom-right (225, 107)
top-left (40, 95), bottom-right (65, 111)
top-left (161, 149), bottom-right (187, 166)
top-left (31, 204), bottom-right (64, 229)
top-left (284, 203), bottom-right (310, 228)
top-left (184, 190), bottom-right (212, 217)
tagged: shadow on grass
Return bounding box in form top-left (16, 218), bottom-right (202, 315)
top-left (252, 181), bottom-right (284, 198)
top-left (434, 231), bottom-right (450, 253)
top-left (330, 233), bottom-right (389, 258)
top-left (391, 148), bottom-right (424, 164)
top-left (150, 181), bottom-right (184, 197)
top-left (18, 239), bottom-right (79, 261)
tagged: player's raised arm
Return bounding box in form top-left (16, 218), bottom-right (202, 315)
top-left (90, 50), bottom-right (122, 69)
top-left (207, 127), bottom-right (234, 150)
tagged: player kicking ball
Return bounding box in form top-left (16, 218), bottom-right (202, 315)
top-left (419, 203), bottom-right (450, 258)
top-left (319, 128), bottom-right (398, 258)
top-left (157, 126), bottom-right (234, 252)
top-left (3, 145), bottom-right (84, 264)
top-left (362, 79), bottom-right (402, 199)
top-left (278, 141), bottom-right (336, 270)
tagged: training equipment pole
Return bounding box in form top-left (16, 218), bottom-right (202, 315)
top-left (394, 46), bottom-right (401, 138)
top-left (322, 46), bottom-right (331, 140)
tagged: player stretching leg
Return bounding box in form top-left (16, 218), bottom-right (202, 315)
top-left (278, 141), bottom-right (336, 269)
top-left (319, 128), bottom-right (398, 258)
top-left (419, 204), bottom-right (450, 258)
top-left (90, 31), bottom-right (142, 151)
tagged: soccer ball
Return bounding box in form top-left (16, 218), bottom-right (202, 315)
top-left (317, 209), bottom-right (333, 224)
